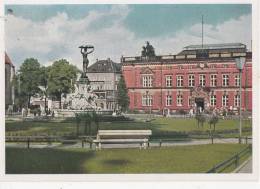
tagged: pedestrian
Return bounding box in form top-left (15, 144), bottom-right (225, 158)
top-left (21, 107), bottom-right (25, 117)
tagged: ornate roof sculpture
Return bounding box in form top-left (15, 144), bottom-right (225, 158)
top-left (141, 41), bottom-right (156, 57)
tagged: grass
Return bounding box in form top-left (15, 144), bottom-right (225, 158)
top-left (5, 117), bottom-right (252, 139)
top-left (152, 117), bottom-right (251, 132)
top-left (6, 144), bottom-right (249, 174)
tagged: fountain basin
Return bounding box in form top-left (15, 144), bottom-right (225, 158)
top-left (55, 109), bottom-right (113, 117)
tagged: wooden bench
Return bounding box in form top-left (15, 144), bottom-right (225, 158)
top-left (93, 130), bottom-right (152, 150)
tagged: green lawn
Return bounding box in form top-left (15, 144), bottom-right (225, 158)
top-left (6, 144), bottom-right (249, 174)
top-left (152, 117), bottom-right (251, 132)
top-left (5, 117), bottom-right (252, 139)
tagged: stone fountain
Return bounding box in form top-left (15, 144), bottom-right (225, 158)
top-left (56, 45), bottom-right (106, 117)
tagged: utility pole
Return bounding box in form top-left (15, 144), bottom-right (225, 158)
top-left (202, 15), bottom-right (204, 49)
top-left (235, 57), bottom-right (246, 144)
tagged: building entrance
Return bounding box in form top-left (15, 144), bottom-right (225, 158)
top-left (195, 98), bottom-right (204, 112)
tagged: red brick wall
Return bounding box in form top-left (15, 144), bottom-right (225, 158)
top-left (122, 59), bottom-right (252, 112)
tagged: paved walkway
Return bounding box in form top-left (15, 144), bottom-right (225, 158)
top-left (236, 157), bottom-right (252, 173)
top-left (5, 138), bottom-right (252, 149)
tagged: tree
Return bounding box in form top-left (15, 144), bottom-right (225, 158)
top-left (200, 114), bottom-right (206, 128)
top-left (117, 75), bottom-right (129, 112)
top-left (75, 113), bottom-right (82, 136)
top-left (195, 113), bottom-right (201, 128)
top-left (12, 74), bottom-right (27, 110)
top-left (209, 115), bottom-right (219, 131)
top-left (38, 66), bottom-right (50, 114)
top-left (195, 113), bottom-right (206, 128)
top-left (17, 58), bottom-right (41, 108)
top-left (92, 111), bottom-right (101, 133)
top-left (83, 113), bottom-right (92, 136)
top-left (48, 59), bottom-right (79, 109)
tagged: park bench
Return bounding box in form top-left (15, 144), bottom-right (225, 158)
top-left (93, 130), bottom-right (152, 150)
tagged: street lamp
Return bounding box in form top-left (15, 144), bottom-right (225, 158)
top-left (235, 57), bottom-right (246, 144)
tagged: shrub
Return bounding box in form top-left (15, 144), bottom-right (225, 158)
top-left (177, 109), bottom-right (187, 115)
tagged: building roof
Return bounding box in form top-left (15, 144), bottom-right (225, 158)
top-left (178, 43), bottom-right (247, 56)
top-left (183, 43), bottom-right (246, 50)
top-left (121, 42), bottom-right (251, 64)
top-left (87, 59), bottom-right (121, 73)
top-left (5, 53), bottom-right (14, 67)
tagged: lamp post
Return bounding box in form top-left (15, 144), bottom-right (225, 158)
top-left (235, 57), bottom-right (246, 144)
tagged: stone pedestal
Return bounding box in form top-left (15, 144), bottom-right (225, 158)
top-left (64, 74), bottom-right (98, 110)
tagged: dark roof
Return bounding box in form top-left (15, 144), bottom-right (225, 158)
top-left (5, 53), bottom-right (14, 67)
top-left (87, 59), bottom-right (121, 73)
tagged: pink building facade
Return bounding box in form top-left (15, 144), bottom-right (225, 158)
top-left (121, 43), bottom-right (252, 114)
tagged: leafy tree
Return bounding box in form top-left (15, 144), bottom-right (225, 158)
top-left (195, 113), bottom-right (206, 128)
top-left (208, 115), bottom-right (219, 131)
top-left (12, 74), bottom-right (27, 110)
top-left (17, 58), bottom-right (41, 108)
top-left (75, 113), bottom-right (82, 136)
top-left (82, 113), bottom-right (92, 136)
top-left (92, 111), bottom-right (101, 133)
top-left (200, 114), bottom-right (206, 128)
top-left (195, 113), bottom-right (201, 128)
top-left (38, 66), bottom-right (50, 114)
top-left (48, 59), bottom-right (79, 109)
top-left (117, 75), bottom-right (129, 112)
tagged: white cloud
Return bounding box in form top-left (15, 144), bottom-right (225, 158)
top-left (5, 6), bottom-right (252, 70)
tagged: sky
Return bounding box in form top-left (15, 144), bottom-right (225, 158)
top-left (4, 4), bottom-right (252, 69)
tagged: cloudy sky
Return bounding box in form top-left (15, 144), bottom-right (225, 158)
top-left (5, 4), bottom-right (252, 69)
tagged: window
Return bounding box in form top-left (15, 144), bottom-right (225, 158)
top-left (177, 95), bottom-right (183, 106)
top-left (199, 74), bottom-right (206, 86)
top-left (176, 75), bottom-right (183, 87)
top-left (142, 95), bottom-right (153, 106)
top-left (222, 74), bottom-right (229, 86)
top-left (222, 95), bottom-right (229, 107)
top-left (165, 75), bottom-right (172, 87)
top-left (188, 75), bottom-right (195, 87)
top-left (210, 74), bottom-right (217, 87)
top-left (188, 97), bottom-right (192, 107)
top-left (166, 95), bottom-right (172, 106)
top-left (142, 76), bottom-right (152, 87)
top-left (210, 95), bottom-right (216, 106)
top-left (234, 95), bottom-right (240, 107)
top-left (235, 75), bottom-right (240, 87)
top-left (223, 64), bottom-right (228, 68)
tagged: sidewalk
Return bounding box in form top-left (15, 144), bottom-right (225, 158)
top-left (234, 157), bottom-right (252, 173)
top-left (5, 137), bottom-right (251, 149)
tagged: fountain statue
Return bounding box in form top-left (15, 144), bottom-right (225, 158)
top-left (79, 45), bottom-right (94, 78)
top-left (62, 45), bottom-right (100, 112)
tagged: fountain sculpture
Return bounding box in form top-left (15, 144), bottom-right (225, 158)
top-left (63, 45), bottom-right (100, 112)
